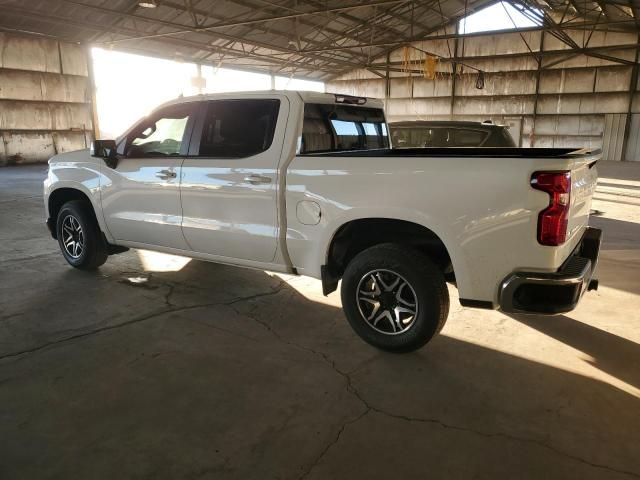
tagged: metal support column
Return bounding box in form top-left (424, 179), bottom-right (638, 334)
top-left (530, 31), bottom-right (545, 147)
top-left (384, 52), bottom-right (391, 111)
top-left (85, 45), bottom-right (100, 140)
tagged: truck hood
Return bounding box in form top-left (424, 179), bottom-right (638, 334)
top-left (48, 148), bottom-right (96, 165)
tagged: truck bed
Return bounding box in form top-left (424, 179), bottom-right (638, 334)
top-left (300, 147), bottom-right (601, 158)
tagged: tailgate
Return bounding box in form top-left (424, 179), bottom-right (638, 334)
top-left (567, 151), bottom-right (599, 242)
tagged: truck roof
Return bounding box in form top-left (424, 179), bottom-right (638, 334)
top-left (155, 90), bottom-right (385, 111)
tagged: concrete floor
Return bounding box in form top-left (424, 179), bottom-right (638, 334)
top-left (1, 162), bottom-right (639, 479)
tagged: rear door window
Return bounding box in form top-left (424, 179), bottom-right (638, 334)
top-left (194, 99), bottom-right (280, 158)
top-left (301, 104), bottom-right (389, 153)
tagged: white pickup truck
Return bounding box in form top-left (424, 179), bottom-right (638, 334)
top-left (44, 91), bottom-right (601, 352)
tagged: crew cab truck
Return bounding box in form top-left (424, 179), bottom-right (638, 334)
top-left (44, 91), bottom-right (601, 352)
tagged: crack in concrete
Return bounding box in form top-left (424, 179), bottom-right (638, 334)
top-left (230, 296), bottom-right (640, 480)
top-left (0, 195), bottom-right (42, 204)
top-left (0, 283), bottom-right (286, 362)
top-left (3, 278), bottom-right (638, 478)
top-left (297, 408), bottom-right (370, 480)
top-left (364, 409), bottom-right (640, 479)
top-left (0, 251), bottom-right (59, 267)
top-left (163, 284), bottom-right (176, 307)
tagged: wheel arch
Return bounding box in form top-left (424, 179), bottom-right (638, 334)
top-left (321, 217), bottom-right (456, 296)
top-left (47, 187), bottom-right (99, 240)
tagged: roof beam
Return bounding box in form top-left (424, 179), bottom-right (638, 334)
top-left (199, 0), bottom-right (410, 30)
top-left (44, 0), bottom-right (371, 72)
top-left (364, 42), bottom-right (640, 67)
top-left (0, 5), bottom-right (346, 74)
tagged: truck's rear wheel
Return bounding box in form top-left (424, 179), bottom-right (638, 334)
top-left (56, 200), bottom-right (108, 270)
top-left (341, 243), bottom-right (449, 353)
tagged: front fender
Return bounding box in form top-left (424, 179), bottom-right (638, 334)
top-left (45, 151), bottom-right (113, 242)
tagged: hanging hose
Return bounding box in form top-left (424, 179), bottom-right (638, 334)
top-left (475, 70), bottom-right (485, 89)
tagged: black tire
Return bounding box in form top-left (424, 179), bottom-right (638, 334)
top-left (341, 243), bottom-right (449, 353)
top-left (56, 200), bottom-right (108, 270)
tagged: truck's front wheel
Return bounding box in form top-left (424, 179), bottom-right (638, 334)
top-left (56, 200), bottom-right (108, 270)
top-left (341, 243), bottom-right (449, 353)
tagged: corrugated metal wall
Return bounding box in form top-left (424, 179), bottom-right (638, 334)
top-left (327, 27), bottom-right (640, 161)
top-left (625, 114), bottom-right (640, 162)
top-left (602, 114), bottom-right (627, 161)
top-left (0, 32), bottom-right (93, 166)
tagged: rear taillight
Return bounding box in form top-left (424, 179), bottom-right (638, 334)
top-left (531, 171), bottom-right (571, 246)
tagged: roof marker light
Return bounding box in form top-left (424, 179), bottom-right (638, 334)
top-left (334, 94), bottom-right (366, 105)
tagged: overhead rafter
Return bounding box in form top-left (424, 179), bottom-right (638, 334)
top-left (0, 0), bottom-right (637, 81)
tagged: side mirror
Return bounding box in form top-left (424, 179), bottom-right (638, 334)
top-left (91, 139), bottom-right (119, 169)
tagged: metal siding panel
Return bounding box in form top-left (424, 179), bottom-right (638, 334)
top-left (0, 33), bottom-right (60, 73)
top-left (59, 43), bottom-right (88, 76)
top-left (0, 131), bottom-right (89, 165)
top-left (625, 114), bottom-right (640, 161)
top-left (602, 113), bottom-right (626, 161)
top-left (0, 70), bottom-right (89, 103)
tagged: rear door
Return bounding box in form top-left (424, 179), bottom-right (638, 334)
top-left (179, 96), bottom-right (288, 263)
top-left (101, 103), bottom-right (197, 249)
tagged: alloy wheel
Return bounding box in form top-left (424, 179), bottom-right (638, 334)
top-left (356, 269), bottom-right (418, 335)
top-left (61, 214), bottom-right (84, 259)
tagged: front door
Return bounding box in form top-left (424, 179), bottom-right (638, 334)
top-left (180, 96), bottom-right (288, 263)
top-left (100, 102), bottom-right (197, 249)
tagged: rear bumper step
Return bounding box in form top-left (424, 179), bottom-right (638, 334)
top-left (499, 227), bottom-right (602, 314)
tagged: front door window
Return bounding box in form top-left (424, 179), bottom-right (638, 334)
top-left (123, 104), bottom-right (193, 157)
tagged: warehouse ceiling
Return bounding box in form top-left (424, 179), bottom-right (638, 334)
top-left (0, 0), bottom-right (638, 80)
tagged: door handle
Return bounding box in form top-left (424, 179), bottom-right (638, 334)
top-left (244, 174), bottom-right (272, 185)
top-left (155, 169), bottom-right (177, 180)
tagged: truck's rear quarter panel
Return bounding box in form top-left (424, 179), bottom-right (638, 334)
top-left (286, 151), bottom-right (598, 305)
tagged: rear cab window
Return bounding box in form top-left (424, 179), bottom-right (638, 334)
top-left (301, 103), bottom-right (389, 154)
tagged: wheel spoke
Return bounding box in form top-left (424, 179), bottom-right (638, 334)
top-left (359, 288), bottom-right (377, 298)
top-left (394, 306), bottom-right (416, 318)
top-left (373, 310), bottom-right (395, 332)
top-left (392, 308), bottom-right (405, 330)
top-left (376, 272), bottom-right (400, 292)
top-left (396, 282), bottom-right (416, 307)
top-left (359, 298), bottom-right (381, 321)
top-left (369, 275), bottom-right (382, 296)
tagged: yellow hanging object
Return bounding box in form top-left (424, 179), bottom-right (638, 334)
top-left (402, 46), bottom-right (412, 73)
top-left (423, 55), bottom-right (437, 80)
